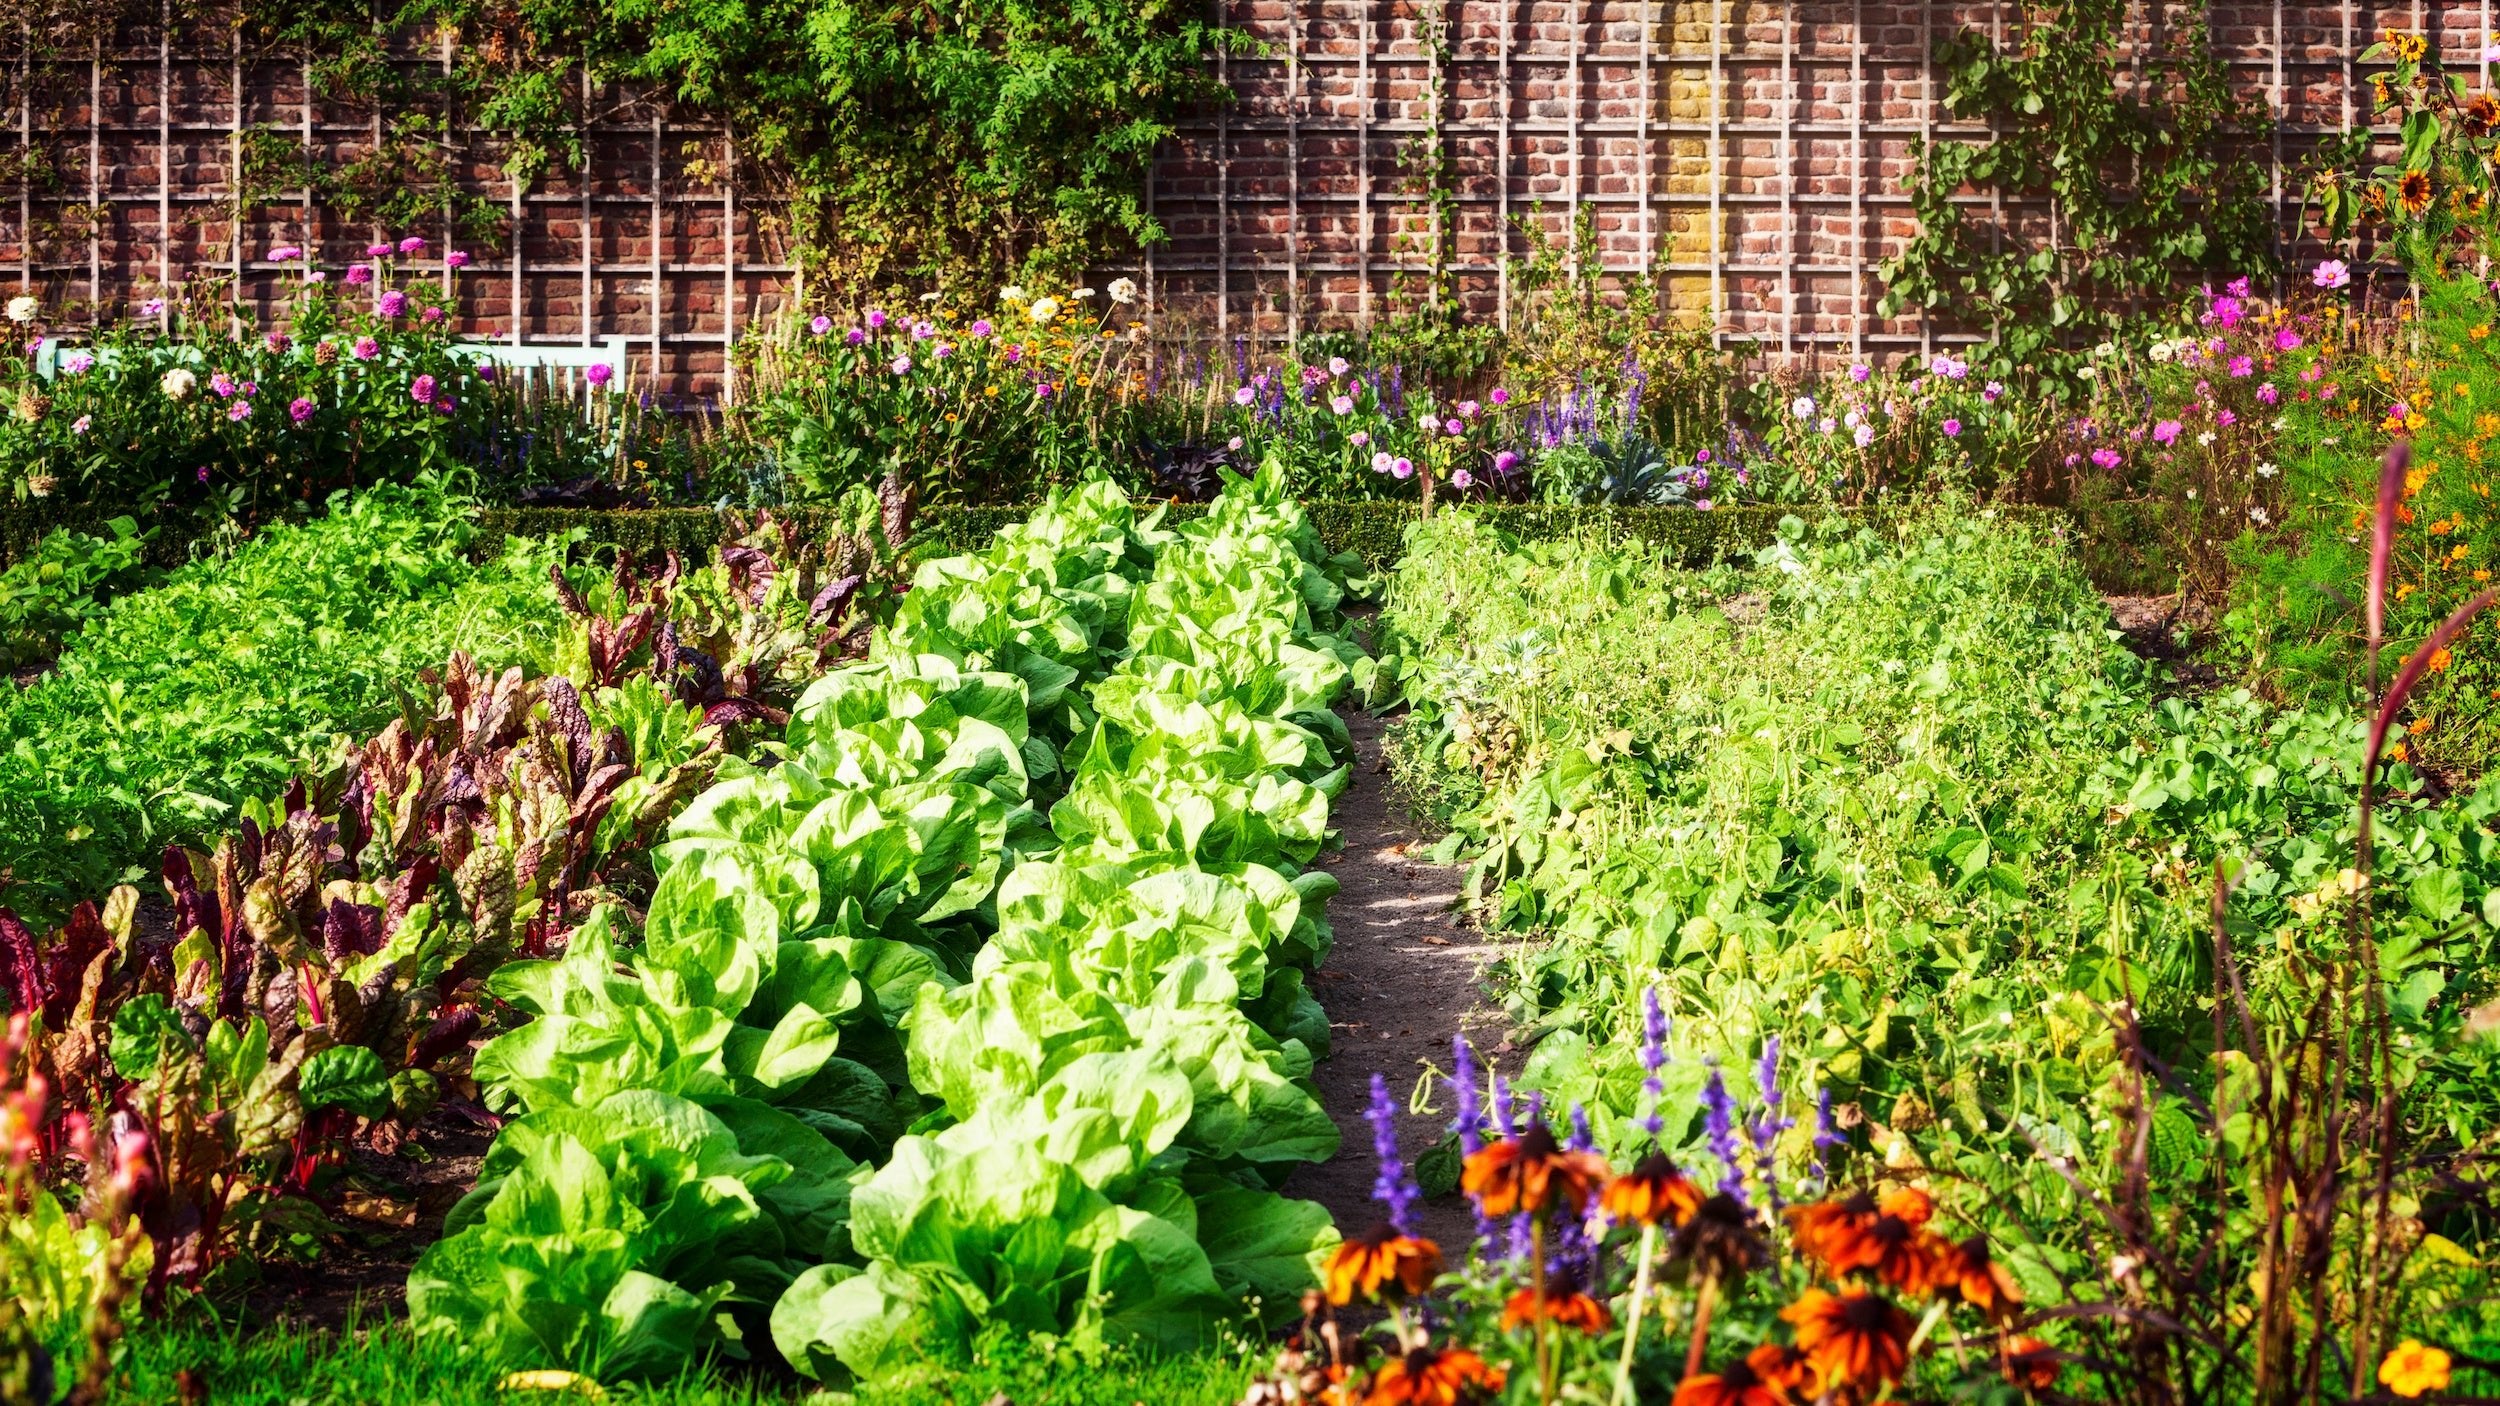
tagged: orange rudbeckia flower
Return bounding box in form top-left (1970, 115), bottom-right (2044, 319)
top-left (1673, 1356), bottom-right (1788, 1406)
top-left (1933, 1235), bottom-right (2024, 1318)
top-left (1600, 1152), bottom-right (1705, 1227)
top-left (1365, 1344), bottom-right (1507, 1406)
top-left (1793, 1187), bottom-right (1940, 1291)
top-left (1783, 1287), bottom-right (1915, 1388)
top-left (1323, 1224), bottom-right (1443, 1305)
top-left (1500, 1280), bottom-right (1613, 1334)
top-left (2002, 1335), bottom-right (2064, 1391)
top-left (1461, 1123), bottom-right (1610, 1217)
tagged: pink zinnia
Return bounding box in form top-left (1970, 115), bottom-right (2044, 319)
top-left (1489, 387), bottom-right (1510, 405)
top-left (890, 354), bottom-right (912, 375)
top-left (809, 315), bottom-right (832, 335)
top-left (346, 264), bottom-right (374, 286)
top-left (289, 396), bottom-right (315, 423)
top-left (397, 236), bottom-right (426, 255)
top-left (445, 250), bottom-right (469, 269)
top-left (410, 374), bottom-right (436, 403)
top-left (227, 400), bottom-right (251, 421)
top-left (865, 308), bottom-right (886, 329)
top-left (365, 242), bottom-right (394, 259)
top-left (378, 290), bottom-right (408, 318)
top-left (422, 306), bottom-right (445, 324)
top-left (971, 319), bottom-right (993, 337)
top-left (1941, 418), bottom-right (1962, 437)
top-left (265, 245), bottom-right (302, 262)
top-left (584, 362), bottom-right (614, 387)
top-left (1451, 468), bottom-right (1475, 490)
top-left (351, 336), bottom-right (380, 360)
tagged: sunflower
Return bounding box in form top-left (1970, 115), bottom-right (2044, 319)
top-left (1803, 1187), bottom-right (1943, 1292)
top-left (1674, 1191), bottom-right (1772, 1282)
top-left (1600, 1153), bottom-right (1705, 1227)
top-left (2002, 1336), bottom-right (2064, 1391)
top-left (1782, 1288), bottom-right (1916, 1388)
top-left (2467, 91), bottom-right (2500, 135)
top-left (2394, 30), bottom-right (2430, 61)
top-left (2402, 170), bottom-right (2437, 216)
top-left (1365, 1344), bottom-right (1506, 1406)
top-left (1324, 1224), bottom-right (1443, 1305)
top-left (1500, 1264), bottom-right (1613, 1334)
top-left (1461, 1123), bottom-right (1611, 1217)
top-left (1931, 1235), bottom-right (2024, 1319)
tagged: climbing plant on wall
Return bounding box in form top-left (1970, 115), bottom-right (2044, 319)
top-left (210, 0), bottom-right (1240, 298)
top-left (1876, 0), bottom-right (2276, 364)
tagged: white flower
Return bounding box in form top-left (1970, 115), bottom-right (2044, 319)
top-left (1071, 287), bottom-right (1096, 301)
top-left (1107, 277), bottom-right (1138, 305)
top-left (2272, 416), bottom-right (2290, 431)
top-left (1791, 395), bottom-right (1815, 420)
top-left (4, 295), bottom-right (36, 324)
top-left (2256, 462), bottom-right (2278, 477)
top-left (1027, 296), bottom-right (1061, 325)
top-left (2148, 340), bottom-right (2177, 364)
top-left (2093, 341), bottom-right (2117, 358)
top-left (2197, 431), bottom-right (2217, 446)
top-left (2077, 365), bottom-right (2099, 380)
top-left (2250, 507), bottom-right (2271, 525)
top-left (2186, 488), bottom-right (2199, 500)
top-left (999, 285), bottom-right (1029, 305)
top-left (160, 367), bottom-right (197, 400)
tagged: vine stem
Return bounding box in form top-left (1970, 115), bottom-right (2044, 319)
top-left (1609, 1222), bottom-right (1659, 1406)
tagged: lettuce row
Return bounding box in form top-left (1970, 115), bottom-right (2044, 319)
top-left (412, 467), bottom-right (1372, 1381)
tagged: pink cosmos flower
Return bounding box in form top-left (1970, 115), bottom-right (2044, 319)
top-left (352, 336), bottom-right (380, 360)
top-left (2313, 259), bottom-right (2351, 290)
top-left (2217, 408), bottom-right (2238, 427)
top-left (289, 396), bottom-right (315, 423)
top-left (2274, 328), bottom-right (2303, 351)
top-left (2153, 419), bottom-right (2182, 445)
top-left (2258, 382), bottom-right (2280, 405)
top-left (2228, 355), bottom-right (2254, 377)
top-left (2091, 447), bottom-right (2123, 469)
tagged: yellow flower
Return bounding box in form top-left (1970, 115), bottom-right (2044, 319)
top-left (2380, 1341), bottom-right (2452, 1399)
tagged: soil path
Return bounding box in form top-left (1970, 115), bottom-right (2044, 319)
top-left (1284, 704), bottom-right (1505, 1250)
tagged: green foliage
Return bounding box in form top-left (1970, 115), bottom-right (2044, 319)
top-left (1878, 0), bottom-right (2274, 362)
top-left (2308, 27), bottom-right (2500, 275)
top-left (0, 478), bottom-right (573, 914)
top-left (0, 517), bottom-right (157, 669)
top-left (256, 1), bottom-right (1235, 293)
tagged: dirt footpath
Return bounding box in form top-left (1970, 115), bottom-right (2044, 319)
top-left (1284, 705), bottom-right (1506, 1251)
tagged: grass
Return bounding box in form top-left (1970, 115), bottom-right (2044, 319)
top-left (109, 1316), bottom-right (1261, 1406)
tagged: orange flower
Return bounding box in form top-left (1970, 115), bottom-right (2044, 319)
top-left (1501, 1281), bottom-right (1613, 1334)
top-left (1746, 1343), bottom-right (1824, 1400)
top-left (1787, 1191), bottom-right (1880, 1263)
top-left (1932, 1235), bottom-right (2024, 1319)
top-left (1792, 1187), bottom-right (1939, 1290)
top-left (2402, 171), bottom-right (2437, 216)
top-left (1783, 1288), bottom-right (1915, 1388)
top-left (1674, 1351), bottom-right (1794, 1406)
top-left (1675, 1190), bottom-right (1772, 1282)
top-left (2380, 1340), bottom-right (2454, 1399)
top-left (1601, 1152), bottom-right (1705, 1227)
top-left (2003, 1335), bottom-right (2063, 1391)
top-left (2430, 647), bottom-right (2455, 672)
top-left (1461, 1123), bottom-right (1610, 1217)
top-left (1365, 1344), bottom-right (1506, 1406)
top-left (1324, 1224), bottom-right (1443, 1305)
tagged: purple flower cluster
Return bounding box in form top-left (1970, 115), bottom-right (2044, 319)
top-left (1366, 1072), bottom-right (1423, 1236)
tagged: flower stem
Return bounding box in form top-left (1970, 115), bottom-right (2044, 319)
top-left (1532, 1219), bottom-right (1553, 1406)
top-left (1610, 1223), bottom-right (1660, 1406)
top-left (1682, 1271), bottom-right (1719, 1382)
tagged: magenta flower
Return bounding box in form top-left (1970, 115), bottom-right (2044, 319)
top-left (409, 374), bottom-right (437, 403)
top-left (1444, 418), bottom-right (1464, 436)
top-left (970, 319), bottom-right (993, 337)
top-left (288, 396), bottom-right (315, 423)
top-left (866, 308), bottom-right (887, 329)
top-left (2091, 446), bottom-right (2123, 469)
top-left (1391, 457), bottom-right (1415, 479)
top-left (378, 290), bottom-right (408, 318)
top-left (351, 336), bottom-right (380, 360)
top-left (138, 298), bottom-right (165, 319)
top-left (2313, 259), bottom-right (2352, 290)
top-left (421, 306), bottom-right (445, 325)
top-left (346, 264), bottom-right (374, 286)
top-left (265, 332), bottom-right (289, 353)
top-left (62, 351), bottom-right (94, 375)
top-left (435, 398), bottom-right (454, 415)
top-left (890, 354), bottom-right (912, 374)
top-left (911, 321), bottom-right (935, 341)
top-left (1853, 423), bottom-right (1876, 448)
top-left (1489, 386), bottom-right (1510, 405)
top-left (2274, 328), bottom-right (2303, 351)
top-left (809, 314), bottom-right (833, 335)
top-left (1494, 450), bottom-right (1521, 473)
top-left (210, 371), bottom-right (237, 398)
top-left (2217, 408), bottom-right (2237, 427)
top-left (1850, 363), bottom-right (1872, 382)
top-left (445, 250), bottom-right (469, 269)
top-left (398, 236), bottom-right (426, 255)
top-left (1349, 431), bottom-right (1369, 446)
top-left (1942, 418), bottom-right (1963, 437)
top-left (227, 400), bottom-right (251, 421)
top-left (1330, 395), bottom-right (1355, 415)
top-left (2207, 295), bottom-right (2245, 329)
top-left (70, 414), bottom-right (90, 435)
top-left (2153, 419), bottom-right (2182, 445)
top-left (1451, 468), bottom-right (1475, 489)
top-left (240, 380), bottom-right (257, 396)
top-left (265, 245), bottom-right (303, 262)
top-left (477, 365), bottom-right (495, 382)
top-left (2228, 355), bottom-right (2254, 378)
top-left (585, 362), bottom-right (614, 388)
top-left (1457, 399), bottom-right (1481, 418)
top-left (1982, 380), bottom-right (2003, 403)
top-left (845, 328), bottom-right (866, 346)
top-left (365, 242), bottom-right (394, 259)
top-left (2258, 382), bottom-right (2280, 405)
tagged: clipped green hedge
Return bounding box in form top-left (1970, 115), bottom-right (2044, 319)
top-left (0, 497), bottom-right (2186, 594)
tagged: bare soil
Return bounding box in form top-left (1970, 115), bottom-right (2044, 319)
top-left (1282, 705), bottom-right (1506, 1251)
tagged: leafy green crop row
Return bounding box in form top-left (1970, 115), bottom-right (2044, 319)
top-left (1369, 507), bottom-right (2500, 1351)
top-left (408, 465), bottom-right (1376, 1385)
top-left (0, 477), bottom-right (577, 914)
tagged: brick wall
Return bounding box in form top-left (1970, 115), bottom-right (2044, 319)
top-left (0, 2), bottom-right (2465, 394)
